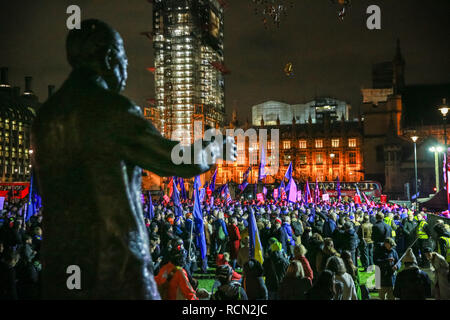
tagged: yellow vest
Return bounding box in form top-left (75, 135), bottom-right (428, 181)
top-left (416, 220), bottom-right (428, 239)
top-left (384, 217), bottom-right (396, 237)
top-left (439, 236), bottom-right (450, 262)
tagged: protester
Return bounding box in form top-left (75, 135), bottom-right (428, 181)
top-left (316, 238), bottom-right (340, 275)
top-left (155, 246), bottom-right (198, 300)
top-left (358, 215), bottom-right (374, 271)
top-left (278, 260), bottom-right (312, 300)
top-left (393, 248), bottom-right (432, 300)
top-left (325, 256), bottom-right (358, 300)
top-left (424, 247), bottom-right (450, 300)
top-left (227, 217), bottom-right (241, 269)
top-left (242, 259), bottom-right (268, 300)
top-left (211, 265), bottom-right (248, 300)
top-left (306, 269), bottom-right (343, 300)
top-left (293, 244), bottom-right (314, 282)
top-left (263, 238), bottom-right (289, 300)
top-left (376, 238), bottom-right (399, 300)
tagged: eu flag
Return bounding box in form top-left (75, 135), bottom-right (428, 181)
top-left (193, 176), bottom-right (207, 260)
top-left (258, 143), bottom-right (267, 181)
top-left (147, 191), bottom-right (154, 220)
top-left (171, 177), bottom-right (183, 217)
top-left (209, 169), bottom-right (217, 192)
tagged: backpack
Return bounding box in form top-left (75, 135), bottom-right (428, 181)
top-left (158, 266), bottom-right (180, 300)
top-left (218, 224), bottom-right (226, 241)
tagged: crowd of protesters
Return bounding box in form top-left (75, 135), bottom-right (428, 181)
top-left (0, 194), bottom-right (449, 301)
top-left (149, 196), bottom-right (450, 301)
top-left (0, 199), bottom-right (42, 300)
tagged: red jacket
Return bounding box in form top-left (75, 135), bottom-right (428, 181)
top-left (227, 224), bottom-right (241, 260)
top-left (155, 262), bottom-right (198, 300)
top-left (296, 256), bottom-right (314, 282)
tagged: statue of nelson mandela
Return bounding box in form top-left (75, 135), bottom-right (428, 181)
top-left (31, 19), bottom-right (237, 299)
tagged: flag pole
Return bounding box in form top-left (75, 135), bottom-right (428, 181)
top-left (188, 216), bottom-right (194, 260)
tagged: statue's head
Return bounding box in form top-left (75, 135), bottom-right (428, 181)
top-left (66, 19), bottom-right (128, 92)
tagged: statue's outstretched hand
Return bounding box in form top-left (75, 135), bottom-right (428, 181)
top-left (222, 135), bottom-right (237, 162)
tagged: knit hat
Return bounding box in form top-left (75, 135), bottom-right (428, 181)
top-left (402, 248), bottom-right (417, 265)
top-left (270, 239), bottom-right (282, 252)
top-left (216, 264), bottom-right (232, 282)
top-left (384, 237), bottom-right (396, 247)
top-left (275, 218), bottom-right (282, 225)
top-left (422, 247), bottom-right (433, 254)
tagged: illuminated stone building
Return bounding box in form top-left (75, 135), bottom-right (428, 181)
top-left (216, 109), bottom-right (365, 187)
top-left (0, 68), bottom-right (40, 182)
top-left (362, 40), bottom-right (450, 199)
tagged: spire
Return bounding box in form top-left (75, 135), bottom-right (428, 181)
top-left (393, 38), bottom-right (405, 94)
top-left (276, 115), bottom-right (280, 126)
top-left (393, 38), bottom-right (404, 64)
top-left (292, 115), bottom-right (296, 126)
top-left (308, 113), bottom-right (312, 124)
top-left (260, 115), bottom-right (264, 127)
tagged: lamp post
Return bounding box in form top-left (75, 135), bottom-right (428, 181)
top-left (439, 99), bottom-right (449, 210)
top-left (411, 136), bottom-right (419, 211)
top-left (429, 146), bottom-right (443, 193)
top-left (329, 153), bottom-right (335, 180)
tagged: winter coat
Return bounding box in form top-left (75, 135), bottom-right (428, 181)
top-left (291, 220), bottom-right (303, 237)
top-left (401, 218), bottom-right (417, 242)
top-left (295, 256), bottom-right (314, 281)
top-left (430, 253), bottom-right (450, 300)
top-left (278, 276), bottom-right (312, 300)
top-left (358, 222), bottom-right (373, 244)
top-left (393, 266), bottom-right (431, 300)
top-left (339, 228), bottom-right (359, 252)
top-left (335, 273), bottom-right (358, 300)
top-left (243, 276), bottom-right (267, 300)
top-left (155, 262), bottom-right (198, 300)
top-left (282, 222), bottom-right (295, 246)
top-left (263, 251), bottom-right (289, 292)
top-left (322, 219), bottom-right (337, 238)
top-left (372, 221), bottom-right (392, 244)
top-left (212, 282), bottom-right (248, 300)
top-left (243, 260), bottom-right (268, 300)
top-left (376, 247), bottom-right (399, 287)
top-left (227, 224), bottom-right (241, 260)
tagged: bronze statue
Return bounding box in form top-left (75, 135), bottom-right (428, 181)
top-left (31, 19), bottom-right (236, 299)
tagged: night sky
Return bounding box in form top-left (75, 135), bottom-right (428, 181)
top-left (1, 0), bottom-right (449, 124)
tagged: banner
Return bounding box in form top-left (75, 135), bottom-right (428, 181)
top-left (322, 194), bottom-right (330, 201)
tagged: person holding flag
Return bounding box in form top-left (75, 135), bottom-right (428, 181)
top-left (248, 206), bottom-right (264, 266)
top-left (336, 176), bottom-right (342, 203)
top-left (171, 177), bottom-right (183, 217)
top-left (192, 176), bottom-right (208, 273)
top-left (314, 179), bottom-right (320, 204)
top-left (146, 191), bottom-right (154, 220)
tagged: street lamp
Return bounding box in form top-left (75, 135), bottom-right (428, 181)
top-left (439, 98), bottom-right (449, 210)
top-left (429, 146), bottom-right (443, 193)
top-left (411, 136), bottom-right (419, 211)
top-left (329, 153), bottom-right (335, 181)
